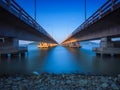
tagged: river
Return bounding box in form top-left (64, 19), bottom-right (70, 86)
top-left (0, 42), bottom-right (120, 75)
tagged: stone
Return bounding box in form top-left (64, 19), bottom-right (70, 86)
top-left (15, 77), bottom-right (22, 81)
top-left (19, 85), bottom-right (26, 90)
top-left (118, 74), bottom-right (120, 78)
top-left (111, 83), bottom-right (119, 90)
top-left (7, 80), bottom-right (12, 84)
top-left (66, 80), bottom-right (71, 84)
top-left (114, 78), bottom-right (117, 82)
top-left (51, 80), bottom-right (56, 85)
top-left (1, 73), bottom-right (120, 90)
top-left (108, 77), bottom-right (112, 80)
top-left (12, 85), bottom-right (18, 90)
top-left (79, 80), bottom-right (87, 85)
top-left (32, 71), bottom-right (39, 75)
top-left (101, 82), bottom-right (109, 88)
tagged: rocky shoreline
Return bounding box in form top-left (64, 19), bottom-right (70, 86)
top-left (0, 73), bottom-right (120, 90)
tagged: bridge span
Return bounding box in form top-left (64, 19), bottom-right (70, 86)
top-left (62, 0), bottom-right (120, 56)
top-left (0, 0), bottom-right (57, 56)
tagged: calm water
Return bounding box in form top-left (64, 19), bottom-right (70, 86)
top-left (0, 42), bottom-right (120, 75)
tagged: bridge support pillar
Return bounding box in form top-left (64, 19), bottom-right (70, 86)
top-left (38, 42), bottom-right (57, 48)
top-left (0, 37), bottom-right (19, 54)
top-left (64, 42), bottom-right (81, 48)
top-left (93, 37), bottom-right (120, 57)
top-left (0, 37), bottom-right (27, 59)
top-left (38, 42), bottom-right (49, 48)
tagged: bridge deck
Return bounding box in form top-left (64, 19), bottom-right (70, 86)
top-left (62, 0), bottom-right (120, 44)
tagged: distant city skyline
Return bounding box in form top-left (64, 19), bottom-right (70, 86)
top-left (16, 0), bottom-right (106, 43)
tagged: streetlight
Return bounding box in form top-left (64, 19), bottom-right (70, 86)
top-left (34, 0), bottom-right (36, 21)
top-left (84, 0), bottom-right (86, 21)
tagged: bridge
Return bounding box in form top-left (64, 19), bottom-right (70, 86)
top-left (0, 0), bottom-right (57, 57)
top-left (62, 0), bottom-right (120, 56)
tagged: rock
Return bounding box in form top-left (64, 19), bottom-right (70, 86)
top-left (1, 73), bottom-right (120, 90)
top-left (19, 84), bottom-right (28, 90)
top-left (111, 83), bottom-right (119, 90)
top-left (51, 80), bottom-right (56, 85)
top-left (12, 85), bottom-right (18, 90)
top-left (60, 81), bottom-right (65, 85)
top-left (92, 82), bottom-right (96, 86)
top-left (62, 74), bottom-right (65, 78)
top-left (118, 74), bottom-right (120, 78)
top-left (101, 82), bottom-right (109, 88)
top-left (7, 80), bottom-right (12, 84)
top-left (108, 77), bottom-right (112, 80)
top-left (114, 78), bottom-right (117, 82)
top-left (79, 80), bottom-right (87, 85)
top-left (15, 77), bottom-right (22, 81)
top-left (38, 79), bottom-right (42, 83)
top-left (22, 80), bottom-right (28, 83)
top-left (66, 80), bottom-right (71, 84)
top-left (101, 77), bottom-right (105, 81)
top-left (32, 71), bottom-right (39, 75)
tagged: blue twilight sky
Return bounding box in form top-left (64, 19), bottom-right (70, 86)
top-left (16, 0), bottom-right (106, 43)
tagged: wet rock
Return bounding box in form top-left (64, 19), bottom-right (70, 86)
top-left (111, 83), bottom-right (119, 90)
top-left (118, 74), bottom-right (120, 78)
top-left (19, 84), bottom-right (28, 90)
top-left (51, 80), bottom-right (56, 85)
top-left (79, 80), bottom-right (87, 85)
top-left (0, 73), bottom-right (120, 89)
top-left (7, 80), bottom-right (12, 84)
top-left (66, 79), bottom-right (71, 84)
top-left (32, 71), bottom-right (39, 75)
top-left (12, 85), bottom-right (18, 90)
top-left (114, 77), bottom-right (117, 82)
top-left (101, 82), bottom-right (109, 88)
top-left (108, 77), bottom-right (112, 80)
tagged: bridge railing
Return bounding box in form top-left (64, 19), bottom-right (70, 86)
top-left (72, 0), bottom-right (120, 36)
top-left (0, 0), bottom-right (52, 39)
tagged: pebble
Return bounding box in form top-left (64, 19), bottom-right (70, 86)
top-left (101, 82), bottom-right (109, 88)
top-left (111, 83), bottom-right (119, 90)
top-left (0, 73), bottom-right (120, 90)
top-left (79, 80), bottom-right (87, 85)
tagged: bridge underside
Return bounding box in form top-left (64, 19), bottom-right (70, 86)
top-left (62, 2), bottom-right (120, 55)
top-left (63, 6), bottom-right (120, 43)
top-left (0, 1), bottom-right (57, 55)
top-left (0, 5), bottom-right (56, 43)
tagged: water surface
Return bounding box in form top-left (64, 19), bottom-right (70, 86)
top-left (0, 43), bottom-right (120, 75)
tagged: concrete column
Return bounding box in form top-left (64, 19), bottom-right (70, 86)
top-left (0, 37), bottom-right (19, 56)
top-left (2, 37), bottom-right (19, 49)
top-left (100, 37), bottom-right (113, 48)
top-left (93, 37), bottom-right (120, 57)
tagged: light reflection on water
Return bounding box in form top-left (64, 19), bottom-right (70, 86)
top-left (0, 43), bottom-right (120, 75)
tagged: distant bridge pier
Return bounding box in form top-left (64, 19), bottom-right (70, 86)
top-left (62, 42), bottom-right (81, 48)
top-left (93, 37), bottom-right (120, 57)
top-left (38, 42), bottom-right (49, 48)
top-left (0, 37), bottom-right (27, 59)
top-left (38, 42), bottom-right (57, 48)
